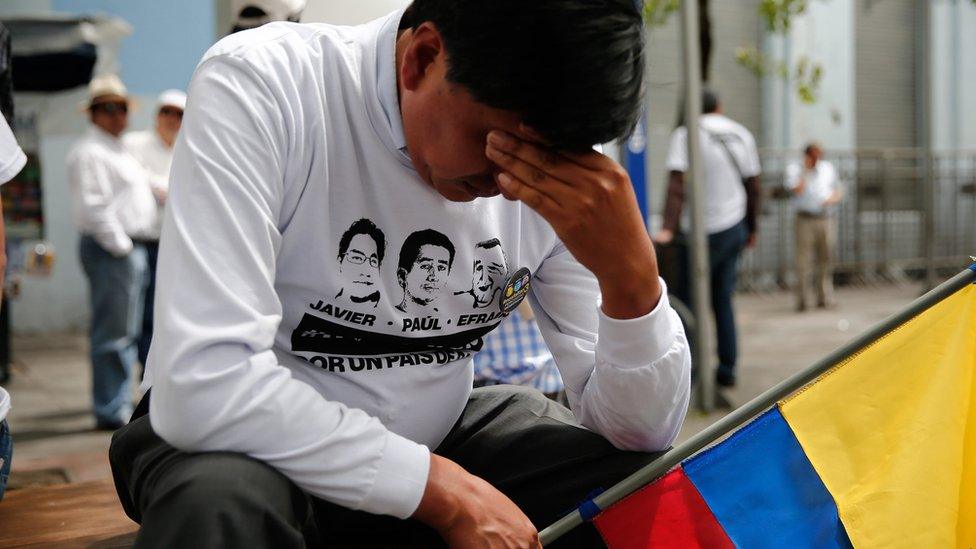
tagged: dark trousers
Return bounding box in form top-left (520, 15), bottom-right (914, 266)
top-left (675, 220), bottom-right (748, 380)
top-left (137, 240), bottom-right (158, 370)
top-left (110, 386), bottom-right (664, 548)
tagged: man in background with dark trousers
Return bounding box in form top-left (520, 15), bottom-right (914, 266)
top-left (124, 89), bottom-right (186, 370)
top-left (656, 89), bottom-right (761, 389)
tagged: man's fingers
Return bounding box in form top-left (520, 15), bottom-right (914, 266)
top-left (516, 123), bottom-right (610, 171)
top-left (486, 143), bottom-right (580, 207)
top-left (487, 132), bottom-right (581, 188)
top-left (496, 172), bottom-right (562, 219)
top-left (515, 123), bottom-right (549, 145)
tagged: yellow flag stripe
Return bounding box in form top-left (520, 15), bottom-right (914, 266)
top-left (780, 285), bottom-right (976, 548)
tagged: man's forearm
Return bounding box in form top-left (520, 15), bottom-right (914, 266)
top-left (662, 171), bottom-right (685, 233)
top-left (413, 453), bottom-right (540, 546)
top-left (744, 175), bottom-right (761, 234)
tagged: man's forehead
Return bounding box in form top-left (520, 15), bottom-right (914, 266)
top-left (417, 245), bottom-right (449, 258)
top-left (350, 233), bottom-right (376, 246)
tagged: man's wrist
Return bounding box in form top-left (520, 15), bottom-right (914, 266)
top-left (412, 454), bottom-right (464, 532)
top-left (598, 268), bottom-right (662, 320)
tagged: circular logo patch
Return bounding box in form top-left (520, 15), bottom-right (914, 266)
top-left (500, 267), bottom-right (532, 315)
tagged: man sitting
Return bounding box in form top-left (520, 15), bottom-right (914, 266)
top-left (110, 1), bottom-right (691, 546)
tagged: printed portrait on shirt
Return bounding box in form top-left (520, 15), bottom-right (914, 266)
top-left (396, 229), bottom-right (455, 314)
top-left (335, 218), bottom-right (385, 307)
top-left (456, 238), bottom-right (508, 309)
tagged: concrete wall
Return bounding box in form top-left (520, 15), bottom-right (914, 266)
top-left (762, 0), bottom-right (976, 153)
top-left (761, 0), bottom-right (855, 152)
top-left (931, 0), bottom-right (976, 150)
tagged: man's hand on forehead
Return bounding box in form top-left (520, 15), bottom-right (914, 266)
top-left (484, 126), bottom-right (662, 319)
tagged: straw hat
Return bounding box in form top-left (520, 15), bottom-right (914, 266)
top-left (79, 74), bottom-right (136, 111)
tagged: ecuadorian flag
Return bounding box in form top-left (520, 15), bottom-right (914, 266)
top-left (594, 284), bottom-right (976, 548)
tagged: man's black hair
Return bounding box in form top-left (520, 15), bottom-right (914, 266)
top-left (702, 89), bottom-right (720, 114)
top-left (338, 218), bottom-right (386, 263)
top-left (474, 237), bottom-right (508, 271)
top-left (674, 89), bottom-right (720, 127)
top-left (397, 229), bottom-right (455, 276)
top-left (401, 0), bottom-right (644, 151)
top-left (803, 142), bottom-right (822, 156)
top-left (475, 238), bottom-right (502, 251)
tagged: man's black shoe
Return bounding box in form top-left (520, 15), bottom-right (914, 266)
top-left (716, 371), bottom-right (736, 388)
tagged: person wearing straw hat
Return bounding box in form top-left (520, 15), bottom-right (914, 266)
top-left (67, 74), bottom-right (157, 430)
top-left (124, 89), bottom-right (186, 369)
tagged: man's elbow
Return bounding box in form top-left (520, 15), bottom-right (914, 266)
top-left (598, 421), bottom-right (681, 454)
top-left (148, 384), bottom-right (214, 452)
top-left (582, 393), bottom-right (688, 454)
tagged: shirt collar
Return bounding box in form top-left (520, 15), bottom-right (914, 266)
top-left (375, 10), bottom-right (407, 153)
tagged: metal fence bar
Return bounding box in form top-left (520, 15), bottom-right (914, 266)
top-left (540, 264), bottom-right (976, 545)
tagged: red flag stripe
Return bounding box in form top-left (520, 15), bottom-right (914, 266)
top-left (594, 467), bottom-right (734, 548)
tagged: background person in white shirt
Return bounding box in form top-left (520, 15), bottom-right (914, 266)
top-left (656, 89), bottom-right (761, 389)
top-left (0, 93), bottom-right (28, 501)
top-left (786, 142), bottom-right (843, 311)
top-left (66, 75), bottom-right (157, 430)
top-left (108, 2), bottom-right (691, 547)
top-left (123, 89), bottom-right (186, 368)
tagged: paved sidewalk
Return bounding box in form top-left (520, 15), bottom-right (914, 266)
top-left (2, 282), bottom-right (926, 486)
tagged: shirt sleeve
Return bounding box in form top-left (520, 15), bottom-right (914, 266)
top-left (665, 127), bottom-right (689, 173)
top-left (784, 162), bottom-right (801, 190)
top-left (147, 53), bottom-right (429, 519)
top-left (0, 115), bottom-right (25, 184)
top-left (67, 151), bottom-right (133, 257)
top-left (124, 133), bottom-right (171, 197)
top-left (825, 161), bottom-right (841, 192)
top-left (740, 129), bottom-right (762, 178)
top-left (529, 243), bottom-right (691, 452)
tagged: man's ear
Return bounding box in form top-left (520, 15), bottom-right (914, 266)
top-left (397, 267), bottom-right (407, 287)
top-left (400, 22), bottom-right (444, 92)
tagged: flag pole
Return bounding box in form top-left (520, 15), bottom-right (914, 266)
top-left (540, 263), bottom-right (976, 545)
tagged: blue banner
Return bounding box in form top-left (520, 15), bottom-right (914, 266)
top-left (625, 115), bottom-right (648, 223)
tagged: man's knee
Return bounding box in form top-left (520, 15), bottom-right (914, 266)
top-left (469, 385), bottom-right (571, 422)
top-left (135, 453), bottom-right (310, 548)
top-left (471, 384), bottom-right (561, 407)
top-left (155, 453), bottom-right (295, 510)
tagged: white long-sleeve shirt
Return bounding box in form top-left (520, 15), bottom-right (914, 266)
top-left (146, 9), bottom-right (690, 520)
top-left (124, 130), bottom-right (173, 240)
top-left (66, 127), bottom-right (158, 256)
